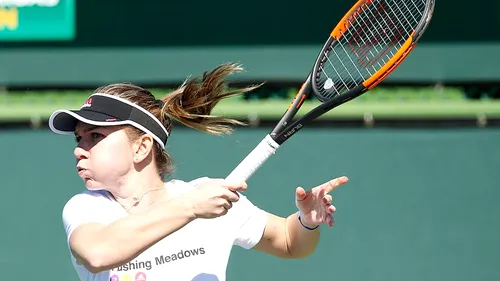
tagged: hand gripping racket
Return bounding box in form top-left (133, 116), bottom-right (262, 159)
top-left (226, 0), bottom-right (435, 182)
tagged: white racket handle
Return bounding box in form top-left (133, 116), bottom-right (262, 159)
top-left (226, 134), bottom-right (280, 182)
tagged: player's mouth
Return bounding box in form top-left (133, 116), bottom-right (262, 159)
top-left (76, 166), bottom-right (86, 175)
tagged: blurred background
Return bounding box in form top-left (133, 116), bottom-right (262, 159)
top-left (0, 1), bottom-right (499, 281)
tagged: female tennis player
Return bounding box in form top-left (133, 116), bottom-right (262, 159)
top-left (49, 63), bottom-right (349, 281)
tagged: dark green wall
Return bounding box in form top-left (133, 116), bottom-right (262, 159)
top-left (2, 0), bottom-right (500, 48)
top-left (1, 128), bottom-right (499, 281)
top-left (3, 0), bottom-right (500, 86)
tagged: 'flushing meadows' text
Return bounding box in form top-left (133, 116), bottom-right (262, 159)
top-left (114, 247), bottom-right (206, 271)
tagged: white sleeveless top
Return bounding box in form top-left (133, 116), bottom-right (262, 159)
top-left (62, 177), bottom-right (268, 281)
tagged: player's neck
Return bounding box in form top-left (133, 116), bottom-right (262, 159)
top-left (109, 170), bottom-right (167, 213)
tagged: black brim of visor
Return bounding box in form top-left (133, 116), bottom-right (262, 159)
top-left (49, 109), bottom-right (122, 133)
top-left (49, 109), bottom-right (167, 149)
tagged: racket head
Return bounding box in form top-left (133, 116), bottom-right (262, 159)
top-left (310, 0), bottom-right (435, 102)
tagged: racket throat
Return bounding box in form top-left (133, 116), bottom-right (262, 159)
top-left (272, 122), bottom-right (304, 143)
top-left (270, 80), bottom-right (312, 141)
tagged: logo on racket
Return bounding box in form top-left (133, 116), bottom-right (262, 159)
top-left (283, 123), bottom-right (303, 139)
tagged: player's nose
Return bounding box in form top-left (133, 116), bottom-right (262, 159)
top-left (74, 146), bottom-right (89, 160)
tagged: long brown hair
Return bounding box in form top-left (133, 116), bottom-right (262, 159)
top-left (94, 63), bottom-right (261, 178)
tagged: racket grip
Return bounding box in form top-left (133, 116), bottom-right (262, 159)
top-left (226, 134), bottom-right (280, 182)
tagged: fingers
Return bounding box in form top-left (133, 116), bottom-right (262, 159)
top-left (217, 195), bottom-right (235, 216)
top-left (324, 194), bottom-right (336, 214)
top-left (325, 214), bottom-right (335, 227)
top-left (326, 200), bottom-right (336, 227)
top-left (323, 194), bottom-right (333, 205)
top-left (327, 205), bottom-right (336, 214)
top-left (322, 176), bottom-right (349, 193)
top-left (221, 189), bottom-right (240, 202)
top-left (220, 198), bottom-right (233, 210)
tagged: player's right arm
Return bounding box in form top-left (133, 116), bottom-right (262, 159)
top-left (68, 196), bottom-right (195, 273)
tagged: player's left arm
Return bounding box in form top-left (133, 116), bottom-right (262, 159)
top-left (252, 212), bottom-right (320, 258)
top-left (252, 176), bottom-right (349, 258)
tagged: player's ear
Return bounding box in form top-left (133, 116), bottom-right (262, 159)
top-left (132, 134), bottom-right (155, 163)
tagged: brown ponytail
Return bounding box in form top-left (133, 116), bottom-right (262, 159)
top-left (160, 63), bottom-right (262, 135)
top-left (93, 63), bottom-right (262, 178)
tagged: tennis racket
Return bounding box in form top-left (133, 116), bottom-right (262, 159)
top-left (226, 0), bottom-right (435, 182)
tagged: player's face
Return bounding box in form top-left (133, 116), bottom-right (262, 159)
top-left (74, 122), bottom-right (135, 191)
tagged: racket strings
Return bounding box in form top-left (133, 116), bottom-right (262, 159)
top-left (317, 0), bottom-right (426, 99)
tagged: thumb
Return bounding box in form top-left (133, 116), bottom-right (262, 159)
top-left (295, 186), bottom-right (308, 202)
top-left (224, 180), bottom-right (248, 192)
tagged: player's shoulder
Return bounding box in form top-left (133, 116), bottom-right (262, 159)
top-left (165, 176), bottom-right (210, 196)
top-left (62, 190), bottom-right (113, 214)
top-left (187, 176), bottom-right (211, 187)
top-left (65, 189), bottom-right (113, 204)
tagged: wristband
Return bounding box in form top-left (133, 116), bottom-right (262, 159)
top-left (297, 212), bottom-right (319, 230)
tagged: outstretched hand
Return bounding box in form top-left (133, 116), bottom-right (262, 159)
top-left (295, 176), bottom-right (349, 228)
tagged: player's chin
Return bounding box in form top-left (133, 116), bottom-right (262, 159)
top-left (83, 177), bottom-right (102, 190)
